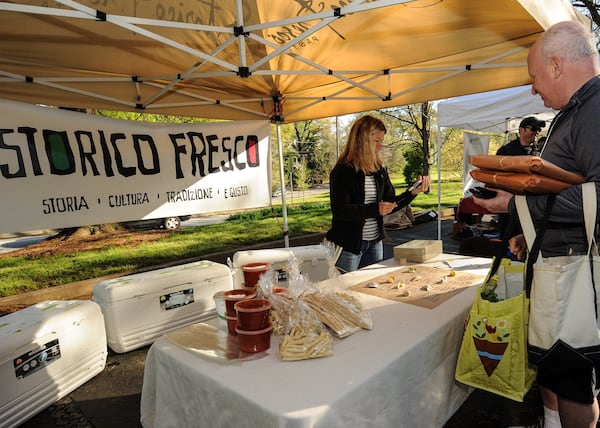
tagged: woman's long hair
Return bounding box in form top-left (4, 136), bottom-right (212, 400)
top-left (337, 115), bottom-right (386, 174)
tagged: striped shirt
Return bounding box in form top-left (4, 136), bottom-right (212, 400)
top-left (362, 175), bottom-right (379, 241)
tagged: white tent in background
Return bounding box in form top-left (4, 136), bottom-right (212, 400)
top-left (437, 85), bottom-right (556, 134)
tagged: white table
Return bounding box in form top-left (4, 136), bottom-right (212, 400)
top-left (140, 255), bottom-right (491, 428)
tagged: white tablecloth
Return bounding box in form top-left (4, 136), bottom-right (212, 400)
top-left (140, 255), bottom-right (491, 428)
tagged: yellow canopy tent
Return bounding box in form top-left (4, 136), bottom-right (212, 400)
top-left (0, 0), bottom-right (584, 123)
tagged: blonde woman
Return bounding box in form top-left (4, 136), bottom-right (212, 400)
top-left (326, 115), bottom-right (429, 272)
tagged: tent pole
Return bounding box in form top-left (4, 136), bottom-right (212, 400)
top-left (335, 116), bottom-right (340, 158)
top-left (276, 123), bottom-right (290, 248)
top-left (436, 125), bottom-right (442, 240)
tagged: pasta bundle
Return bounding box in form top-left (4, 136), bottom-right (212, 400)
top-left (302, 291), bottom-right (372, 338)
top-left (279, 300), bottom-right (333, 361)
top-left (279, 324), bottom-right (333, 361)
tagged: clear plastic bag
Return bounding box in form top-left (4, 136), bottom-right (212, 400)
top-left (301, 289), bottom-right (372, 338)
top-left (279, 299), bottom-right (333, 361)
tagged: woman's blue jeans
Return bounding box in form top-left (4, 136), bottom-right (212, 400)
top-left (335, 239), bottom-right (383, 273)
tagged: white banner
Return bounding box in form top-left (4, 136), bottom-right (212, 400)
top-left (462, 131), bottom-right (490, 193)
top-left (0, 100), bottom-right (271, 232)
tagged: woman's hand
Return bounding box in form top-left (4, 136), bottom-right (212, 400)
top-left (379, 201), bottom-right (397, 216)
top-left (410, 175), bottom-right (431, 195)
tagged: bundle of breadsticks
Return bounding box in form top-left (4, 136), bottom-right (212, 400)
top-left (301, 290), bottom-right (373, 338)
top-left (279, 299), bottom-right (333, 361)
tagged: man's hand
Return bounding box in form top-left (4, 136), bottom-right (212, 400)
top-left (509, 234), bottom-right (527, 260)
top-left (472, 188), bottom-right (513, 213)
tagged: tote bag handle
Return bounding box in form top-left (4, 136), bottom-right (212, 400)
top-left (516, 182), bottom-right (597, 297)
top-left (516, 183), bottom-right (596, 253)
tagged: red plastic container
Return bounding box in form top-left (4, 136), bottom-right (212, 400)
top-left (241, 262), bottom-right (271, 287)
top-left (234, 298), bottom-right (271, 331)
top-left (225, 313), bottom-right (238, 335)
top-left (224, 288), bottom-right (257, 316)
top-left (236, 323), bottom-right (273, 353)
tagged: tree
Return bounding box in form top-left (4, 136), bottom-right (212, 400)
top-left (371, 103), bottom-right (434, 184)
top-left (407, 102), bottom-right (432, 179)
top-left (438, 128), bottom-right (464, 181)
top-left (96, 110), bottom-right (214, 124)
top-left (291, 119), bottom-right (336, 185)
top-left (572, 1), bottom-right (600, 43)
top-left (294, 157), bottom-right (311, 193)
top-left (270, 119), bottom-right (336, 194)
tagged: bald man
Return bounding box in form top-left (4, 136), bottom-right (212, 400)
top-left (475, 21), bottom-right (600, 428)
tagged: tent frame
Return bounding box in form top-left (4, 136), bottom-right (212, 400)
top-left (0, 0), bottom-right (565, 123)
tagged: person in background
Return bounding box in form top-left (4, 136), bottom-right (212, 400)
top-left (497, 116), bottom-right (546, 155)
top-left (474, 21), bottom-right (600, 428)
top-left (326, 115), bottom-right (430, 273)
top-left (532, 135), bottom-right (547, 156)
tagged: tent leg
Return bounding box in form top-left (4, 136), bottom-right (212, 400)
top-left (276, 123), bottom-right (290, 248)
top-left (436, 127), bottom-right (442, 240)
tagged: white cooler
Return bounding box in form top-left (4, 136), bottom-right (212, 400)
top-left (92, 259), bottom-right (233, 353)
top-left (0, 300), bottom-right (107, 428)
top-left (232, 244), bottom-right (330, 287)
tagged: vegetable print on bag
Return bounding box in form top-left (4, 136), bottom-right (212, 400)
top-left (471, 316), bottom-right (510, 376)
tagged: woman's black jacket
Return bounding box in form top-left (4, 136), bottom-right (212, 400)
top-left (326, 163), bottom-right (415, 254)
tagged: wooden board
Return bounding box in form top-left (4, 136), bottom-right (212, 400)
top-left (349, 265), bottom-right (485, 309)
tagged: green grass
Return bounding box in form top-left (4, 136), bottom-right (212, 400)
top-left (0, 177), bottom-right (464, 297)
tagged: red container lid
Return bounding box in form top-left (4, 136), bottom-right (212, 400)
top-left (234, 298), bottom-right (271, 313)
top-left (242, 262), bottom-right (270, 272)
top-left (235, 323), bottom-right (273, 336)
top-left (224, 288), bottom-right (256, 300)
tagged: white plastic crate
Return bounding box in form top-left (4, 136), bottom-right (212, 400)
top-left (0, 300), bottom-right (107, 428)
top-left (232, 244), bottom-right (330, 287)
top-left (92, 259), bottom-right (233, 353)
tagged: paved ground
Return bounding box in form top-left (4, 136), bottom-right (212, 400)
top-left (7, 217), bottom-right (547, 428)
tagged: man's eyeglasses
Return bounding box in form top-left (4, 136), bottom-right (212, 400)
top-left (524, 126), bottom-right (541, 133)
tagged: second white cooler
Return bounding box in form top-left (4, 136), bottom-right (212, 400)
top-left (92, 259), bottom-right (233, 353)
